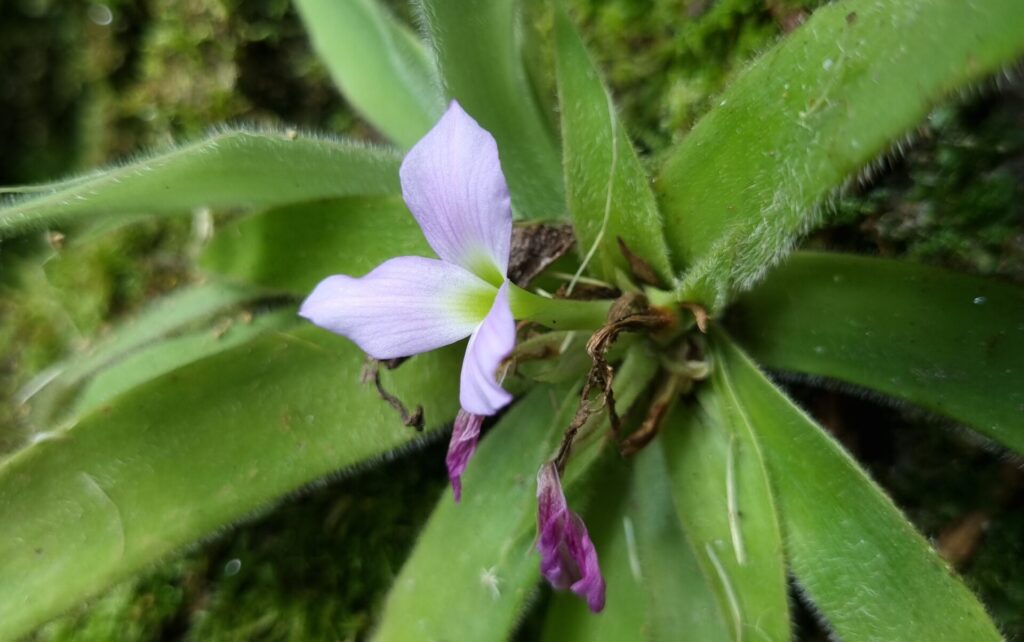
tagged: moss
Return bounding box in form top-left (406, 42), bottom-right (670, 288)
top-left (566, 0), bottom-right (827, 156)
top-left (823, 88), bottom-right (1024, 281)
top-left (32, 560), bottom-right (194, 642)
top-left (0, 2), bottom-right (87, 183)
top-left (969, 509), bottom-right (1024, 635)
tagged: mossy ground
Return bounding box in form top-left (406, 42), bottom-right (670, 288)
top-left (1, 0), bottom-right (1022, 640)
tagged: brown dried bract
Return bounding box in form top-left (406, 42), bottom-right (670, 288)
top-left (508, 223), bottom-right (576, 287)
top-left (937, 511), bottom-right (989, 569)
top-left (617, 237), bottom-right (663, 287)
top-left (620, 338), bottom-right (709, 454)
top-left (555, 293), bottom-right (674, 471)
top-left (362, 358), bottom-right (424, 431)
top-left (618, 376), bottom-right (678, 455)
top-left (766, 0), bottom-right (807, 32)
top-left (680, 302), bottom-right (709, 333)
top-left (379, 356), bottom-right (410, 370)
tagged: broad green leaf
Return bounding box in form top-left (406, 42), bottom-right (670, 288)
top-left (0, 329), bottom-right (462, 641)
top-left (72, 309), bottom-right (298, 418)
top-left (0, 130), bottom-right (401, 237)
top-left (419, 0), bottom-right (564, 219)
top-left (553, 5), bottom-right (674, 285)
top-left (662, 378), bottom-right (790, 640)
top-left (295, 0), bottom-right (444, 148)
top-left (200, 196), bottom-right (429, 294)
top-left (373, 384), bottom-right (577, 642)
top-left (657, 0), bottom-right (1024, 310)
top-left (730, 252), bottom-right (1024, 454)
top-left (631, 442), bottom-right (733, 642)
top-left (31, 281), bottom-right (259, 390)
top-left (21, 281), bottom-right (262, 426)
top-left (713, 332), bottom-right (1002, 641)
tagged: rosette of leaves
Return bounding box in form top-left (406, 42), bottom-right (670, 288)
top-left (0, 0), bottom-right (1022, 640)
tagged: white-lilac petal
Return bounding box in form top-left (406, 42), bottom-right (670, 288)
top-left (400, 100), bottom-right (512, 283)
top-left (299, 256), bottom-right (494, 360)
top-left (459, 282), bottom-right (514, 415)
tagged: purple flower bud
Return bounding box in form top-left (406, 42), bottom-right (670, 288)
top-left (446, 410), bottom-right (484, 502)
top-left (536, 463), bottom-right (606, 612)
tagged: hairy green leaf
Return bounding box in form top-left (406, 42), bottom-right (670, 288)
top-left (373, 384), bottom-right (576, 642)
top-left (0, 130), bottom-right (401, 237)
top-left (295, 0), bottom-right (444, 148)
top-left (657, 0), bottom-right (1024, 310)
top-left (631, 442), bottom-right (734, 642)
top-left (662, 378), bottom-right (790, 640)
top-left (713, 332), bottom-right (1002, 641)
top-left (72, 309), bottom-right (298, 418)
top-left (200, 196), bottom-right (429, 294)
top-left (0, 330), bottom-right (462, 641)
top-left (419, 0), bottom-right (564, 219)
top-left (553, 5), bottom-right (674, 286)
top-left (730, 252), bottom-right (1024, 454)
top-left (20, 281), bottom-right (262, 426)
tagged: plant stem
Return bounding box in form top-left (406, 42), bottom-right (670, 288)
top-left (507, 284), bottom-right (612, 331)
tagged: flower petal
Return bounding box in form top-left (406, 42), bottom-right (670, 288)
top-left (400, 100), bottom-right (512, 284)
top-left (445, 410), bottom-right (484, 502)
top-left (566, 513), bottom-right (606, 612)
top-left (299, 256), bottom-right (494, 360)
top-left (536, 463), bottom-right (606, 613)
top-left (459, 283), bottom-right (514, 415)
top-left (537, 464), bottom-right (575, 590)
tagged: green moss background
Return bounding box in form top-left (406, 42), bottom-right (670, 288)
top-left (1, 0), bottom-right (1021, 640)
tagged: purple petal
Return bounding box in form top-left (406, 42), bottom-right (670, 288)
top-left (299, 256), bottom-right (494, 360)
top-left (536, 463), bottom-right (606, 613)
top-left (459, 283), bottom-right (514, 415)
top-left (565, 514), bottom-right (605, 612)
top-left (400, 101), bottom-right (512, 283)
top-left (445, 410), bottom-right (484, 502)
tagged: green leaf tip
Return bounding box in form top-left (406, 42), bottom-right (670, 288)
top-left (553, 4), bottom-right (676, 288)
top-left (0, 128), bottom-right (403, 238)
top-left (712, 332), bottom-right (1003, 641)
top-left (295, 0), bottom-right (444, 148)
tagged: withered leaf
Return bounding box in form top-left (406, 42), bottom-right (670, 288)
top-left (508, 223), bottom-right (576, 286)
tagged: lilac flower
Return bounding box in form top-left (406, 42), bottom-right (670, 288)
top-left (300, 101), bottom-right (515, 495)
top-left (536, 462), bottom-right (606, 612)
